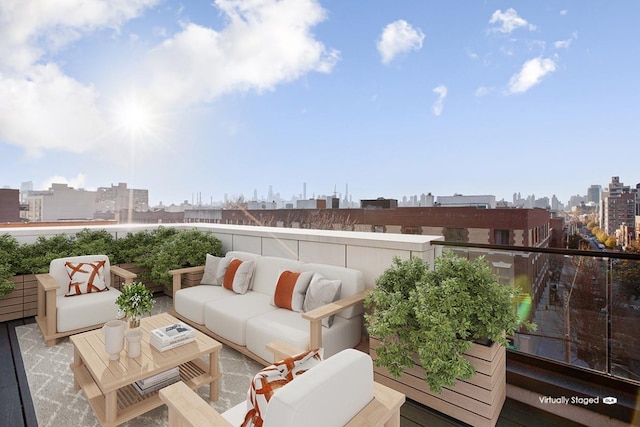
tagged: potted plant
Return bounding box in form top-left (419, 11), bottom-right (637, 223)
top-left (365, 251), bottom-right (535, 426)
top-left (116, 281), bottom-right (155, 328)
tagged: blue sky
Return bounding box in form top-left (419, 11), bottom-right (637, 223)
top-left (1, 0), bottom-right (638, 206)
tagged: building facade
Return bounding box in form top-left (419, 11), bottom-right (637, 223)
top-left (600, 176), bottom-right (637, 237)
top-left (95, 182), bottom-right (149, 213)
top-left (27, 184), bottom-right (97, 222)
top-left (0, 188), bottom-right (20, 222)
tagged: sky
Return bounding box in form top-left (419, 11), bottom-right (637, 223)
top-left (1, 0), bottom-right (639, 206)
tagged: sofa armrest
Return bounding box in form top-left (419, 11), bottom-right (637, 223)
top-left (301, 289), bottom-right (369, 349)
top-left (160, 381), bottom-right (232, 427)
top-left (168, 265), bottom-right (205, 299)
top-left (266, 340), bottom-right (306, 362)
top-left (110, 265), bottom-right (137, 285)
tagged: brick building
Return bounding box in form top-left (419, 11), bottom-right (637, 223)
top-left (0, 189), bottom-right (20, 223)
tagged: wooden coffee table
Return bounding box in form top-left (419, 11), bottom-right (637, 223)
top-left (70, 312), bottom-right (222, 427)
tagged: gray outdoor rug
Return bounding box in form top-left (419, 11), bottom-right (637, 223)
top-left (16, 296), bottom-right (263, 427)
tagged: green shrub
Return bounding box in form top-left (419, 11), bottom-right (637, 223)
top-left (366, 251), bottom-right (535, 394)
top-left (134, 228), bottom-right (223, 288)
top-left (72, 228), bottom-right (116, 258)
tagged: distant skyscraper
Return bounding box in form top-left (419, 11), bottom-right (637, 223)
top-left (587, 185), bottom-right (601, 204)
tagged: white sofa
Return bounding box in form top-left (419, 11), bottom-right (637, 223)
top-left (169, 251), bottom-right (367, 364)
top-left (160, 347), bottom-right (405, 427)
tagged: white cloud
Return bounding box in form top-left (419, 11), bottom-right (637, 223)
top-left (474, 86), bottom-right (492, 97)
top-left (554, 32), bottom-right (578, 49)
top-left (0, 63), bottom-right (108, 158)
top-left (41, 173), bottom-right (88, 191)
top-left (507, 57), bottom-right (556, 94)
top-left (377, 20), bottom-right (425, 64)
top-left (489, 8), bottom-right (536, 34)
top-left (431, 85), bottom-right (447, 116)
top-left (0, 0), bottom-right (337, 156)
top-left (144, 0), bottom-right (337, 106)
top-left (560, 10), bottom-right (568, 16)
top-left (0, 0), bottom-right (159, 72)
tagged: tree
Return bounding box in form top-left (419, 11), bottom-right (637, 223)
top-left (613, 241), bottom-right (640, 300)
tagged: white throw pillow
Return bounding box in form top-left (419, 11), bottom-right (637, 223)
top-left (303, 273), bottom-right (342, 327)
top-left (200, 254), bottom-right (222, 285)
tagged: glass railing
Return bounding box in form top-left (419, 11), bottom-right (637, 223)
top-left (432, 241), bottom-right (640, 385)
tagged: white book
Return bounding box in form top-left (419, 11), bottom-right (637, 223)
top-left (150, 323), bottom-right (195, 344)
top-left (150, 331), bottom-right (195, 347)
top-left (138, 367), bottom-right (180, 387)
top-left (151, 336), bottom-right (196, 352)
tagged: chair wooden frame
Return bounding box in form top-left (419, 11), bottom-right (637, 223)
top-left (36, 263), bottom-right (136, 346)
top-left (160, 341), bottom-right (405, 427)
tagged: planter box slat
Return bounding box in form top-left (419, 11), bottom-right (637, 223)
top-left (370, 337), bottom-right (506, 427)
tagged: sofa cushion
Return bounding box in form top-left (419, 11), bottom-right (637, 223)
top-left (204, 292), bottom-right (276, 346)
top-left (200, 254), bottom-right (222, 285)
top-left (64, 260), bottom-right (108, 296)
top-left (175, 285), bottom-right (236, 325)
top-left (272, 270), bottom-right (313, 312)
top-left (300, 263), bottom-right (365, 320)
top-left (251, 256), bottom-right (303, 296)
top-left (303, 273), bottom-right (341, 327)
top-left (223, 259), bottom-right (255, 294)
top-left (246, 309), bottom-right (362, 362)
top-left (243, 349), bottom-right (323, 427)
top-left (262, 349), bottom-right (374, 427)
top-left (56, 287), bottom-right (121, 332)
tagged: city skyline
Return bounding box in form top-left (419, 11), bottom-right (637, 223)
top-left (1, 1), bottom-right (639, 206)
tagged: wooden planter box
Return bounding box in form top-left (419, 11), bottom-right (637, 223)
top-left (370, 337), bottom-right (506, 427)
top-left (0, 274), bottom-right (38, 322)
top-left (163, 268), bottom-right (203, 297)
top-left (114, 263), bottom-right (164, 294)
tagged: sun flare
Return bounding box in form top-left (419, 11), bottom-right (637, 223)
top-left (112, 94), bottom-right (158, 140)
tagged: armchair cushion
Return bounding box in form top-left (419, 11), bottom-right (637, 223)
top-left (56, 287), bottom-right (121, 332)
top-left (243, 348), bottom-right (323, 427)
top-left (64, 260), bottom-right (108, 296)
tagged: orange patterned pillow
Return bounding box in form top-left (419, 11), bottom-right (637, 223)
top-left (242, 348), bottom-right (323, 427)
top-left (64, 260), bottom-right (108, 296)
top-left (272, 270), bottom-right (313, 312)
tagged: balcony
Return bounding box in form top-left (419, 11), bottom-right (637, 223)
top-left (1, 223), bottom-right (638, 426)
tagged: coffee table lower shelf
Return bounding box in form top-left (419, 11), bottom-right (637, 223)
top-left (70, 359), bottom-right (217, 427)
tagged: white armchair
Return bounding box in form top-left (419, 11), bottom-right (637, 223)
top-left (36, 254), bottom-right (137, 346)
top-left (160, 344), bottom-right (405, 427)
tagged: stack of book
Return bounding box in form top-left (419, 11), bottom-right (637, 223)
top-left (133, 367), bottom-right (180, 395)
top-left (150, 322), bottom-right (196, 351)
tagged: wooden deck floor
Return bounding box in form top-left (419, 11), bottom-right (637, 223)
top-left (2, 317), bottom-right (580, 427)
